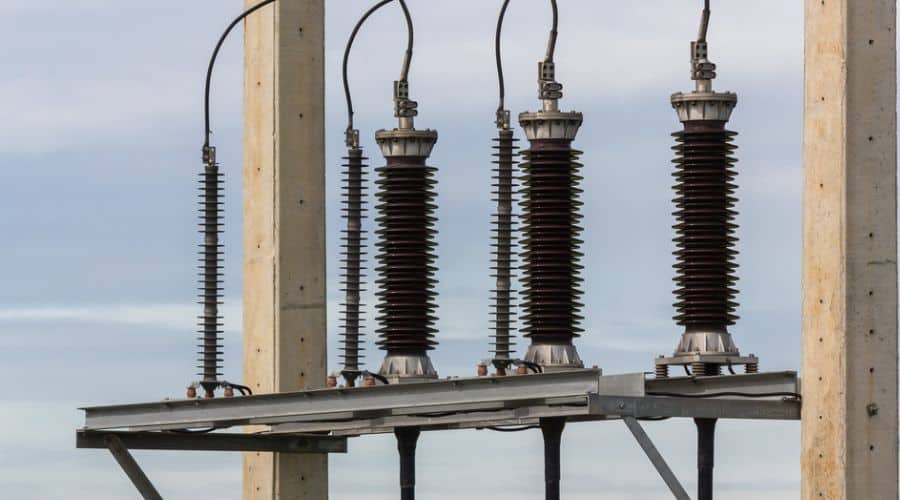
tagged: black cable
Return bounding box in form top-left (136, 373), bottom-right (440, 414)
top-left (169, 428), bottom-right (218, 434)
top-left (203, 0), bottom-right (277, 148)
top-left (229, 383), bottom-right (253, 396)
top-left (647, 391), bottom-right (802, 400)
top-left (522, 361), bottom-right (544, 374)
top-left (368, 372), bottom-right (390, 385)
top-left (495, 0), bottom-right (511, 113)
top-left (698, 0), bottom-right (711, 42)
top-left (546, 0), bottom-right (558, 63)
top-left (483, 425), bottom-right (540, 432)
top-left (342, 0), bottom-right (414, 133)
top-left (495, 0), bottom-right (559, 114)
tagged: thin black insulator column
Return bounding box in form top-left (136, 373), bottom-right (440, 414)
top-left (520, 140), bottom-right (584, 345)
top-left (395, 427), bottom-right (421, 500)
top-left (340, 147), bottom-right (368, 386)
top-left (198, 159), bottom-right (224, 397)
top-left (540, 417), bottom-right (566, 500)
top-left (695, 417), bottom-right (717, 500)
top-left (490, 129), bottom-right (519, 367)
top-left (672, 121), bottom-right (739, 335)
top-left (374, 155), bottom-right (438, 355)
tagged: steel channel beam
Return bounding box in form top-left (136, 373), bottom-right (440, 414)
top-left (82, 369), bottom-right (630, 431)
top-left (272, 394), bottom-right (798, 436)
top-left (270, 399), bottom-right (599, 435)
top-left (591, 395), bottom-right (800, 420)
top-left (81, 371), bottom-right (799, 432)
top-left (77, 431), bottom-right (347, 453)
top-left (646, 371), bottom-right (799, 396)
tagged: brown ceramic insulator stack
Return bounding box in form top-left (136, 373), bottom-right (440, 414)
top-left (374, 155), bottom-right (438, 356)
top-left (197, 160), bottom-right (224, 396)
top-left (672, 120), bottom-right (739, 349)
top-left (490, 129), bottom-right (519, 364)
top-left (519, 139), bottom-right (585, 346)
top-left (340, 147), bottom-right (368, 386)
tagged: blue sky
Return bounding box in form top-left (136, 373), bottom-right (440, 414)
top-left (0, 1), bottom-right (805, 498)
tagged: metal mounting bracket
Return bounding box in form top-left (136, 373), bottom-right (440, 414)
top-left (623, 417), bottom-right (691, 500)
top-left (80, 430), bottom-right (348, 500)
top-left (102, 434), bottom-right (163, 500)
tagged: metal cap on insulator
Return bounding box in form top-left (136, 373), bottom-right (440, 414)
top-left (518, 110), bottom-right (583, 141)
top-left (670, 5), bottom-right (737, 124)
top-left (671, 91), bottom-right (736, 124)
top-left (375, 128), bottom-right (438, 158)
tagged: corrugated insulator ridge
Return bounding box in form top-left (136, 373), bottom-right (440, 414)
top-left (340, 148), bottom-right (368, 381)
top-left (197, 162), bottom-right (224, 386)
top-left (519, 140), bottom-right (585, 344)
top-left (374, 156), bottom-right (439, 354)
top-left (672, 122), bottom-right (739, 333)
top-left (490, 129), bottom-right (519, 361)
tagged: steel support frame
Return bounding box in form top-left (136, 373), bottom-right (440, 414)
top-left (79, 370), bottom-right (798, 499)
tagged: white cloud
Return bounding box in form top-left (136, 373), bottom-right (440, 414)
top-left (0, 301), bottom-right (241, 334)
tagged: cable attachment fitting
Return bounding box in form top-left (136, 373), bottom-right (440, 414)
top-left (691, 40), bottom-right (717, 83)
top-left (345, 128), bottom-right (360, 149)
top-left (538, 61), bottom-right (563, 102)
top-left (202, 144), bottom-right (216, 166)
top-left (495, 108), bottom-right (511, 130)
top-left (394, 80), bottom-right (419, 129)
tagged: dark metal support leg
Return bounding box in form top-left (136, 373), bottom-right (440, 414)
top-left (540, 417), bottom-right (566, 500)
top-left (395, 427), bottom-right (421, 500)
top-left (104, 435), bottom-right (163, 500)
top-left (695, 418), bottom-right (717, 500)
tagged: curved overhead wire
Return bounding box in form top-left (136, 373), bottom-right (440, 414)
top-left (342, 0), bottom-right (414, 134)
top-left (495, 0), bottom-right (511, 113)
top-left (203, 0), bottom-right (277, 148)
top-left (698, 0), bottom-right (711, 42)
top-left (546, 0), bottom-right (559, 63)
top-left (495, 0), bottom-right (560, 113)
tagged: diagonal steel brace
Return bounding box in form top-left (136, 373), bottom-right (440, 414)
top-left (104, 434), bottom-right (163, 500)
top-left (623, 416), bottom-right (691, 500)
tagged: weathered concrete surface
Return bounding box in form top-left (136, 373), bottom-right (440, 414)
top-left (802, 0), bottom-right (898, 498)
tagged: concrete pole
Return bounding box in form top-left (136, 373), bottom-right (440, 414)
top-left (802, 1), bottom-right (898, 498)
top-left (242, 1), bottom-right (327, 499)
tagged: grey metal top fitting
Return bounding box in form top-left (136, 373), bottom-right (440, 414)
top-left (375, 127), bottom-right (438, 158)
top-left (517, 56), bottom-right (582, 140)
top-left (671, 1), bottom-right (737, 123)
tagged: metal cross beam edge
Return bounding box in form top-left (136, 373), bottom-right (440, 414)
top-left (79, 370), bottom-right (800, 434)
top-left (78, 431), bottom-right (348, 500)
